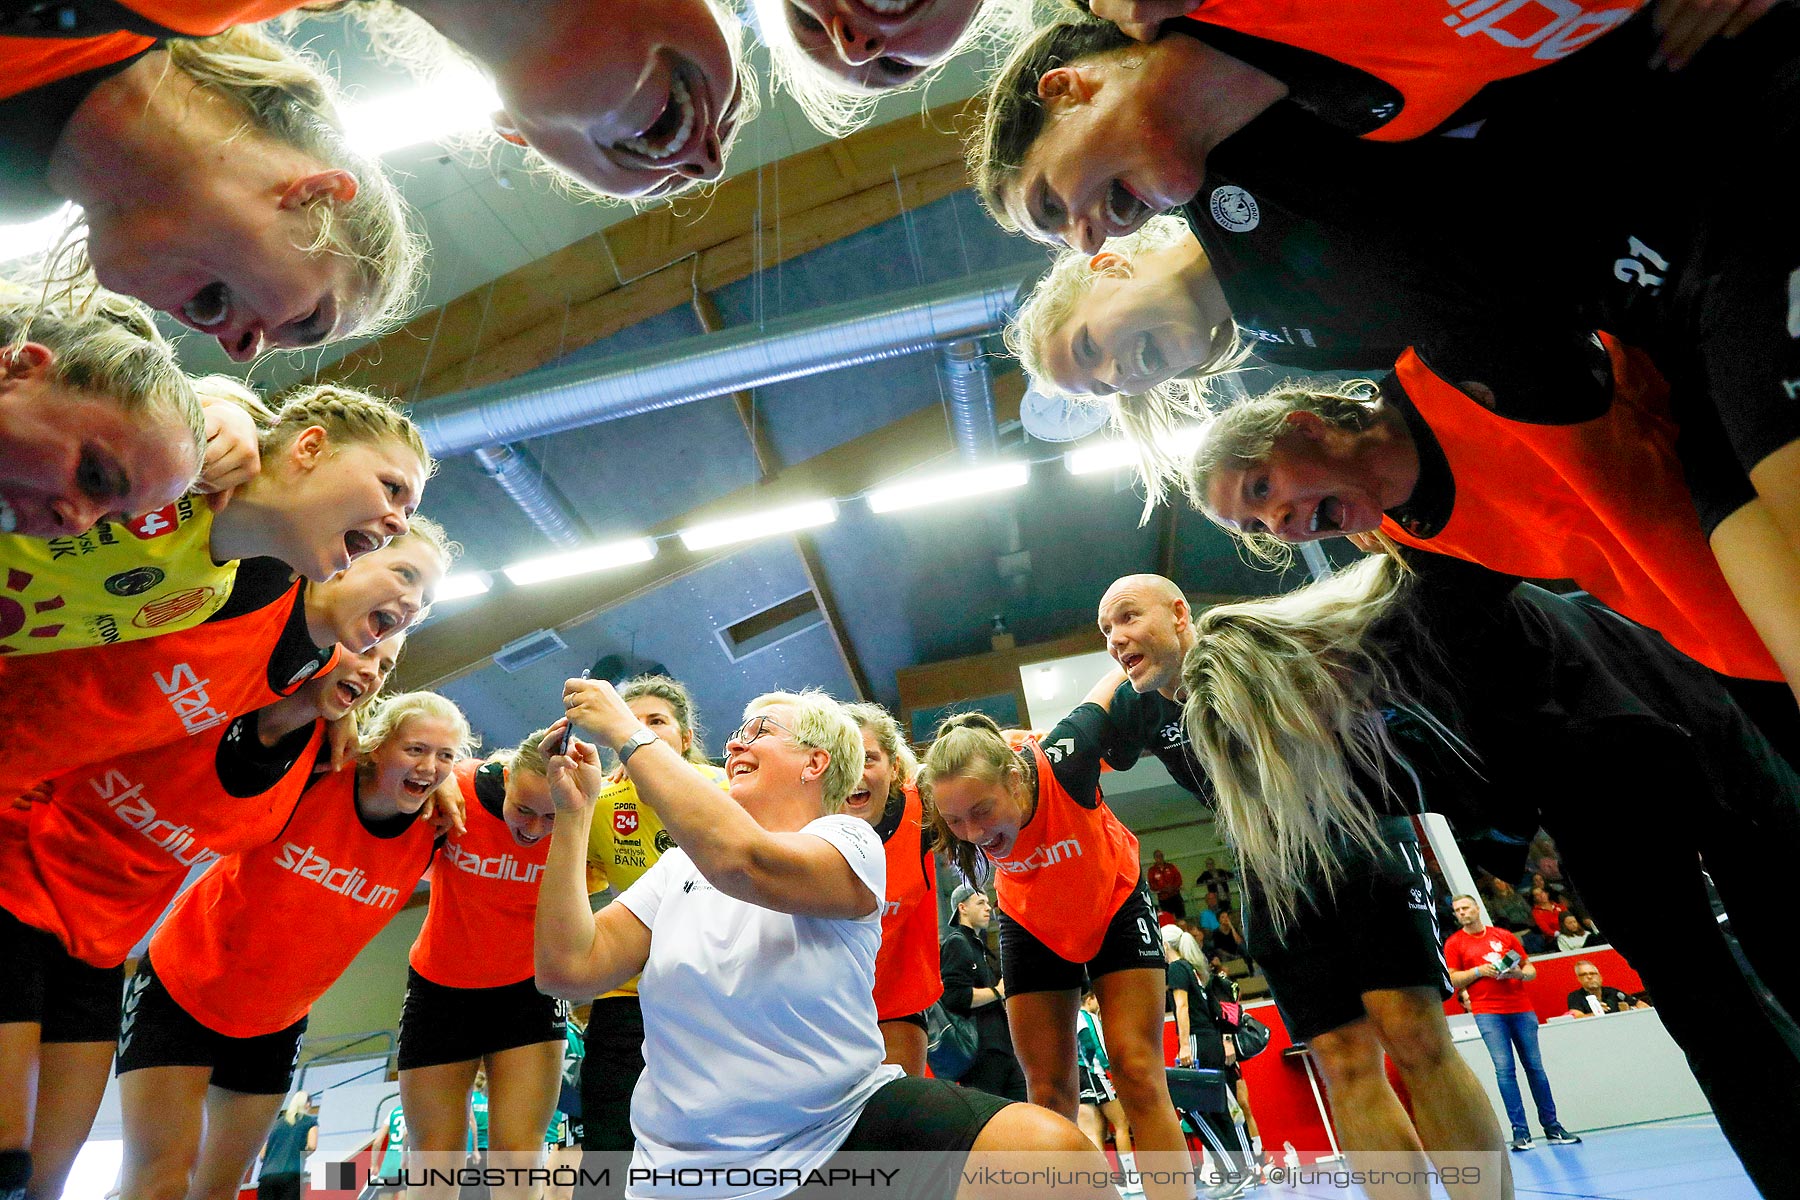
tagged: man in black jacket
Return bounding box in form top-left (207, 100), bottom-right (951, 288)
top-left (940, 884), bottom-right (1028, 1101)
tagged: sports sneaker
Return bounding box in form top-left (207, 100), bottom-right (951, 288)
top-left (1202, 1175), bottom-right (1255, 1200)
top-left (1544, 1126), bottom-right (1583, 1145)
top-left (1510, 1133), bottom-right (1534, 1152)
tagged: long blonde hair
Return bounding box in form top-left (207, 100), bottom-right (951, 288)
top-left (261, 382), bottom-right (434, 478)
top-left (1188, 378), bottom-right (1391, 568)
top-left (841, 701), bottom-right (919, 814)
top-left (1179, 555), bottom-right (1415, 933)
top-left (326, 0), bottom-right (759, 201)
top-left (917, 711), bottom-right (1028, 888)
top-left (0, 283), bottom-right (205, 475)
top-left (1007, 215), bottom-right (1251, 518)
top-left (753, 0), bottom-right (1034, 137)
top-left (42, 26), bottom-right (422, 339)
top-left (356, 689), bottom-right (478, 759)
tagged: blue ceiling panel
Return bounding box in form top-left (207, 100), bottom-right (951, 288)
top-left (439, 538), bottom-right (855, 754)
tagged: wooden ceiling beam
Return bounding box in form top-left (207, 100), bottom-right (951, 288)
top-left (392, 373), bottom-right (1024, 692)
top-left (327, 103), bottom-right (979, 404)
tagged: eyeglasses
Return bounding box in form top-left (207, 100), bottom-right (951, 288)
top-left (729, 713), bottom-right (793, 747)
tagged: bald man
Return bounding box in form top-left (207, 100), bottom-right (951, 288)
top-left (1094, 574), bottom-right (1205, 795)
top-left (1092, 574), bottom-right (1510, 1200)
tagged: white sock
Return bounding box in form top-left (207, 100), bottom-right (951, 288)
top-left (1251, 1136), bottom-right (1263, 1156)
top-left (1118, 1151), bottom-right (1138, 1174)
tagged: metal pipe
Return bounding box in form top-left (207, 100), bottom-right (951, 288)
top-left (415, 265), bottom-right (1030, 457)
top-left (471, 443), bottom-right (589, 548)
top-left (939, 339), bottom-right (997, 462)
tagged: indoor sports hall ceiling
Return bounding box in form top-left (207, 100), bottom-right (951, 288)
top-left (1, 13), bottom-right (1341, 800)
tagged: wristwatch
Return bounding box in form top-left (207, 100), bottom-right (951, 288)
top-left (617, 727), bottom-right (660, 767)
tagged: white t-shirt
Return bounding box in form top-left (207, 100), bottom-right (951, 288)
top-left (616, 814), bottom-right (903, 1199)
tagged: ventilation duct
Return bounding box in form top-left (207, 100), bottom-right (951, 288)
top-left (415, 265), bottom-right (1030, 458)
top-left (471, 444), bottom-right (590, 548)
top-left (939, 340), bottom-right (998, 462)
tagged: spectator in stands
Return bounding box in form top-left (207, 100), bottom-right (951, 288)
top-left (1212, 908), bottom-right (1250, 971)
top-left (941, 884), bottom-right (1029, 1101)
top-left (1197, 858), bottom-right (1234, 897)
top-left (1481, 877), bottom-right (1536, 933)
top-left (1527, 871), bottom-right (1568, 904)
top-left (1148, 850), bottom-right (1186, 919)
top-left (1555, 913), bottom-right (1606, 953)
top-left (1196, 893), bottom-right (1222, 943)
top-left (1566, 962), bottom-right (1650, 1018)
top-left (1444, 896), bottom-right (1583, 1152)
top-left (1527, 888), bottom-right (1569, 953)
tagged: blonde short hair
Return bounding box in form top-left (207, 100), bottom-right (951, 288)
top-left (357, 689), bottom-right (478, 758)
top-left (497, 725), bottom-right (557, 781)
top-left (746, 690), bottom-right (861, 814)
top-left (753, 0), bottom-right (1033, 137)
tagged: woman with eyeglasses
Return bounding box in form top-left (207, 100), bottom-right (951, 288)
top-left (541, 682), bottom-right (1110, 1200)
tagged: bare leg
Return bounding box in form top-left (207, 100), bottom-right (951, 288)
top-left (877, 1020), bottom-right (928, 1077)
top-left (1002, 990), bottom-right (1081, 1121)
top-left (1076, 1103), bottom-right (1106, 1150)
top-left (25, 1041), bottom-right (112, 1200)
top-left (119, 1066), bottom-right (211, 1200)
top-left (1092, 970), bottom-right (1190, 1200)
top-left (1306, 1019), bottom-right (1432, 1200)
top-left (1362, 988), bottom-right (1511, 1200)
top-left (183, 1087), bottom-right (284, 1200)
top-left (399, 1059), bottom-right (480, 1200)
top-left (0, 1023), bottom-right (40, 1193)
top-left (1709, 499), bottom-right (1800, 709)
top-left (484, 1042), bottom-right (564, 1200)
top-left (1099, 1099), bottom-right (1132, 1154)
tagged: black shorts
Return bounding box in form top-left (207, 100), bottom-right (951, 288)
top-left (0, 905), bottom-right (123, 1044)
top-left (397, 968), bottom-right (568, 1072)
top-left (797, 1075), bottom-right (1013, 1199)
top-left (579, 994), bottom-right (644, 1153)
top-left (1078, 1063), bottom-right (1115, 1106)
top-left (884, 1010), bottom-right (930, 1032)
top-left (115, 953), bottom-right (305, 1095)
top-left (1242, 819), bottom-right (1451, 1043)
top-left (998, 877), bottom-right (1164, 995)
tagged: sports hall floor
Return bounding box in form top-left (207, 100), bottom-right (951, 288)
top-left (1257, 1118), bottom-right (1752, 1199)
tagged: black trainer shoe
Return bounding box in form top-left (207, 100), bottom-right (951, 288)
top-left (1510, 1133), bottom-right (1534, 1152)
top-left (1544, 1126), bottom-right (1583, 1145)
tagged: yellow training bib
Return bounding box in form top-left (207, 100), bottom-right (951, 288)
top-left (0, 496), bottom-right (235, 655)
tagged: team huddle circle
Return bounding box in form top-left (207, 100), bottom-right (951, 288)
top-left (2, 3), bottom-right (1795, 1200)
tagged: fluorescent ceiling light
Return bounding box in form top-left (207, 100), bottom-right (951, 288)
top-left (433, 571), bottom-right (492, 602)
top-left (678, 500), bottom-right (839, 551)
top-left (866, 462), bottom-right (1029, 514)
top-left (1064, 439), bottom-right (1138, 476)
top-left (503, 538), bottom-right (658, 585)
top-left (344, 67), bottom-right (503, 158)
top-left (0, 71), bottom-right (503, 265)
top-left (1064, 425), bottom-right (1206, 476)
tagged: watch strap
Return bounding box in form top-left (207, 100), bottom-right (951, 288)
top-left (617, 727), bottom-right (659, 766)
